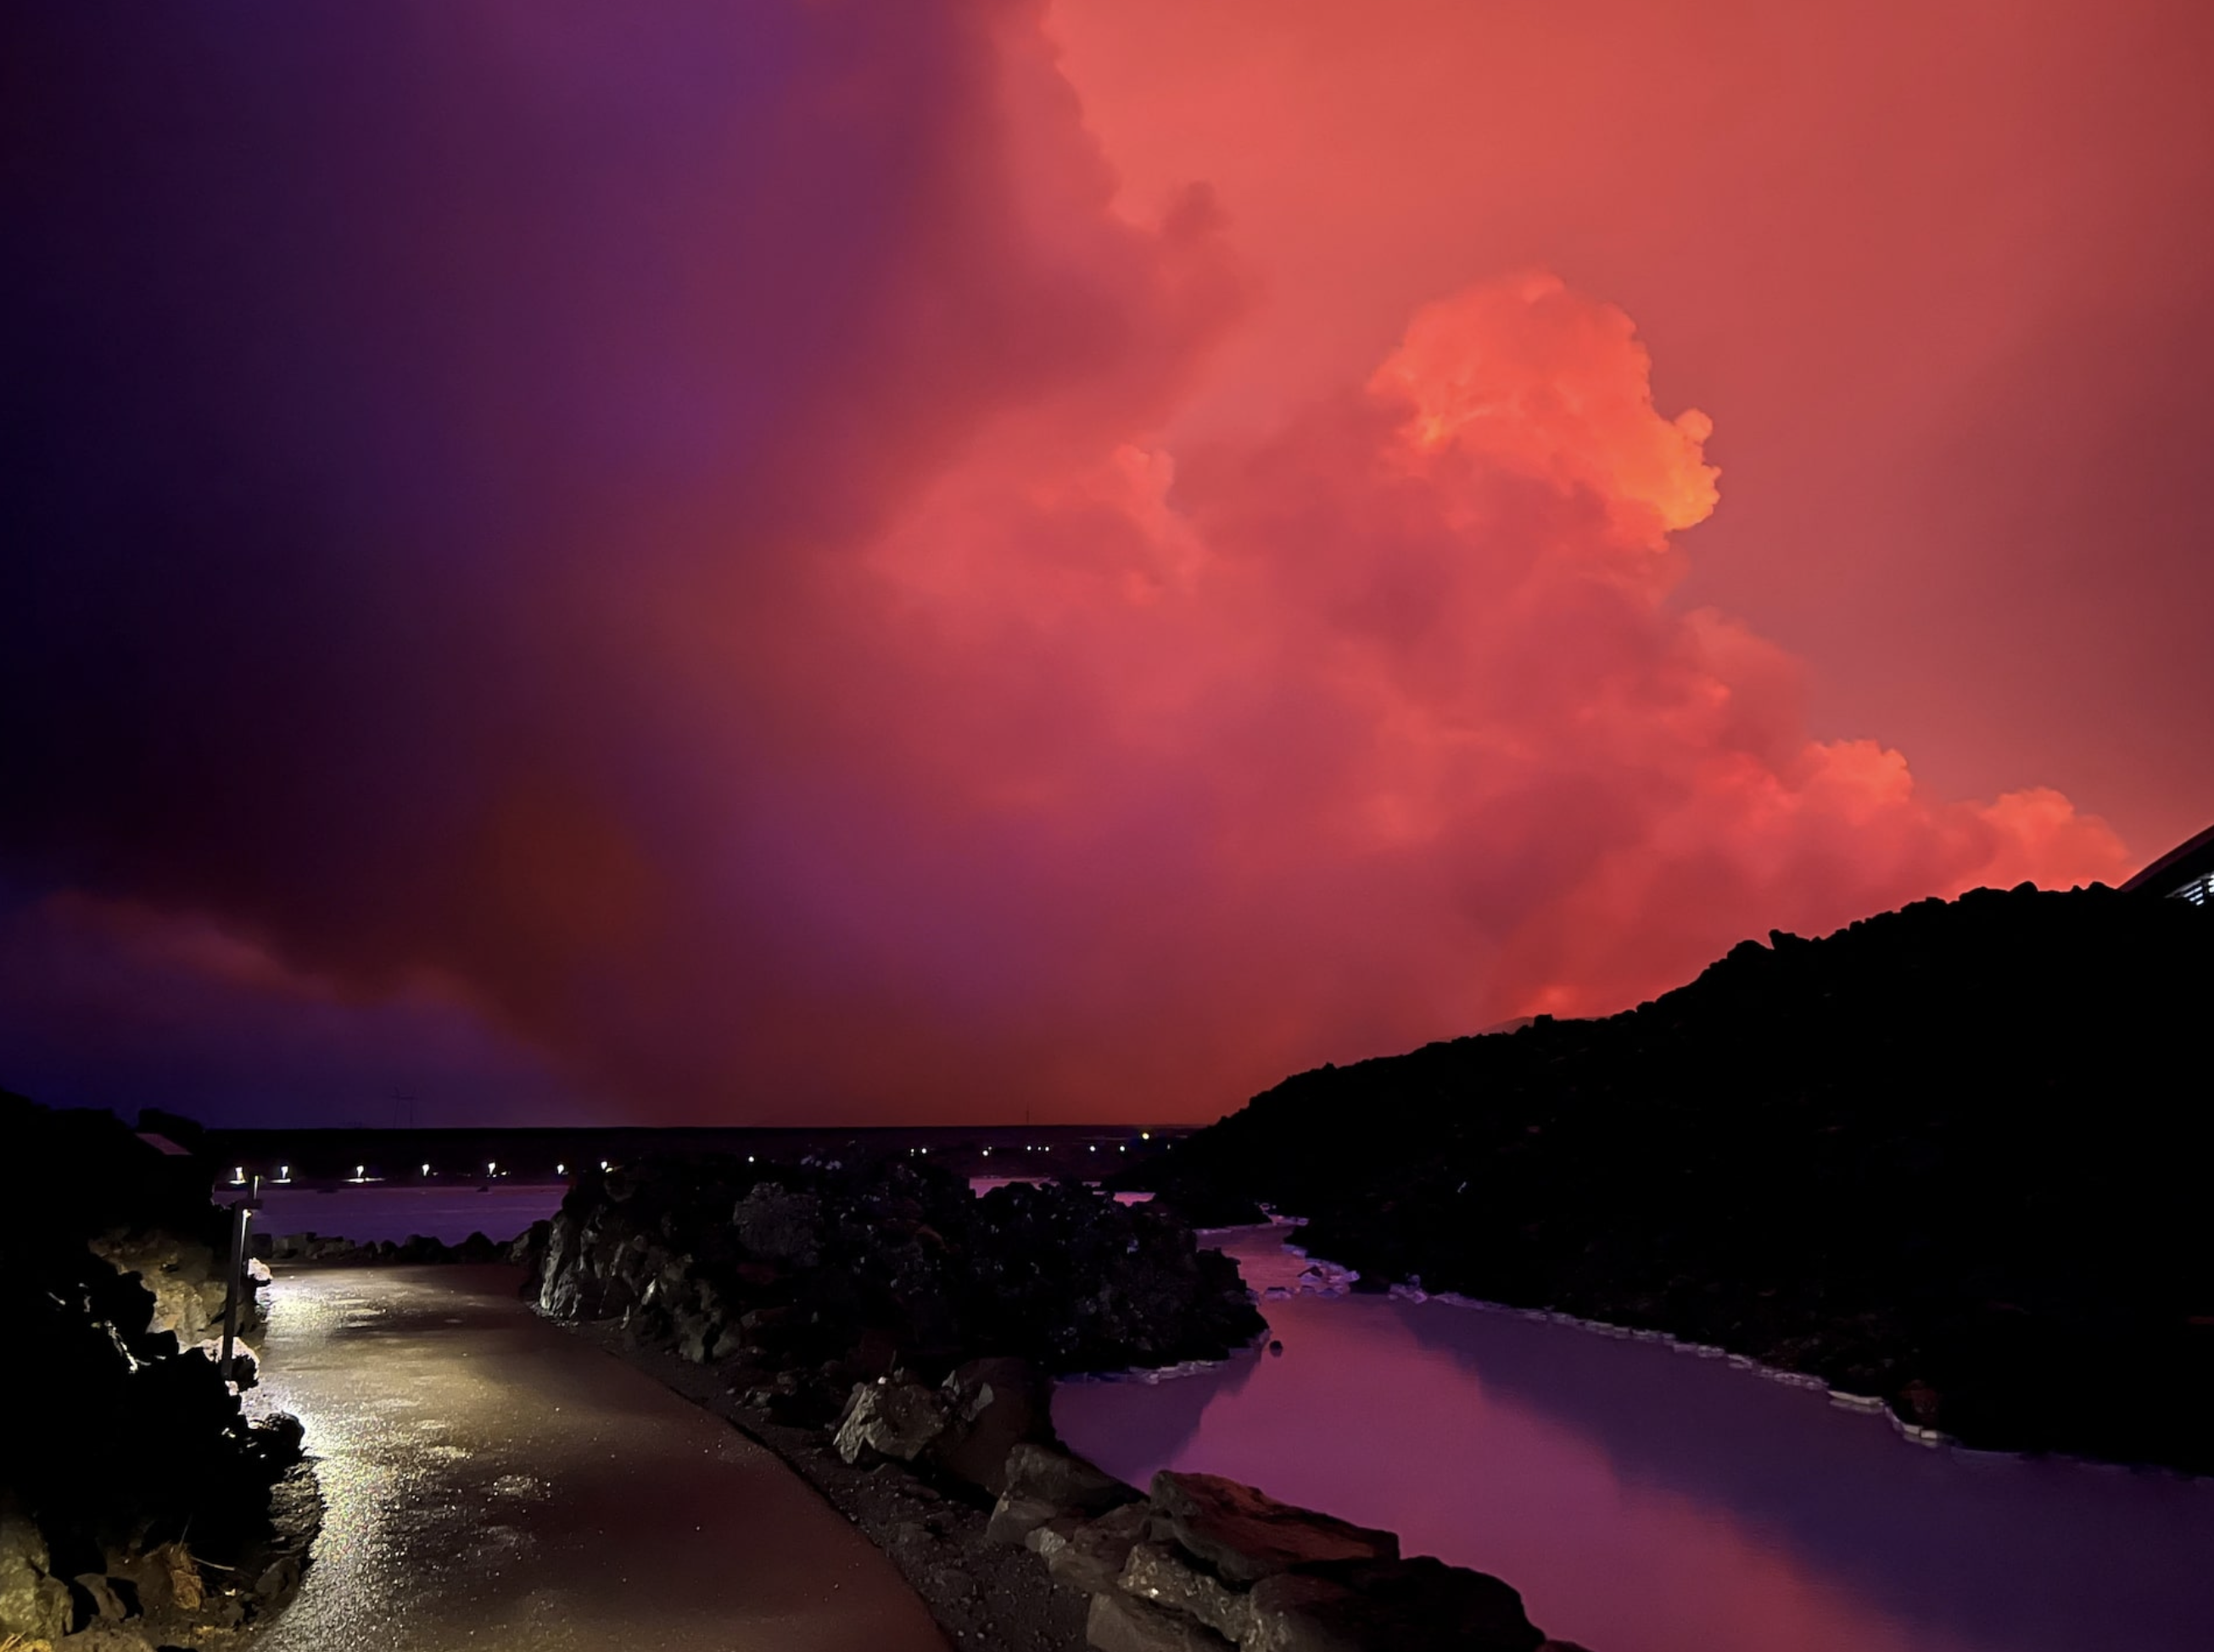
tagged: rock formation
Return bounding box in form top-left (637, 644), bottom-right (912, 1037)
top-left (989, 1459), bottom-right (1568, 1652)
top-left (523, 1154), bottom-right (1266, 1424)
top-left (1119, 884), bottom-right (2214, 1471)
top-left (0, 1091), bottom-right (318, 1647)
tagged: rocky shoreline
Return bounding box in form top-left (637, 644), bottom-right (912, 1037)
top-left (512, 1152), bottom-right (1592, 1650)
top-left (1118, 885), bottom-right (2214, 1474)
top-left (517, 1154), bottom-right (1267, 1412)
top-left (0, 1095), bottom-right (321, 1650)
top-left (570, 1303), bottom-right (1591, 1652)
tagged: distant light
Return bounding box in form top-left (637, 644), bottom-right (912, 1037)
top-left (982, 1147), bottom-right (991, 1157)
top-left (747, 1154), bottom-right (755, 1164)
top-left (1140, 1131), bottom-right (1150, 1141)
top-left (1088, 1145), bottom-right (1096, 1152)
top-left (600, 1160), bottom-right (609, 1170)
top-left (1119, 1145), bottom-right (1127, 1152)
top-left (556, 1163), bottom-right (565, 1176)
top-left (420, 1164), bottom-right (429, 1176)
top-left (920, 1147), bottom-right (928, 1155)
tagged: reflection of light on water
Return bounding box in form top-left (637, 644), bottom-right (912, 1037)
top-left (250, 1280), bottom-right (397, 1649)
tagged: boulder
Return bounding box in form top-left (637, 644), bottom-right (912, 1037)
top-left (1085, 1588), bottom-right (1237, 1652)
top-left (1004, 1443), bottom-right (1144, 1518)
top-left (731, 1184), bottom-right (823, 1266)
top-left (832, 1376), bottom-right (949, 1465)
top-left (70, 1571), bottom-right (128, 1622)
top-left (1242, 1556), bottom-right (1545, 1652)
top-left (1147, 1472), bottom-right (1397, 1585)
top-left (0, 1499), bottom-right (71, 1641)
top-left (1025, 1515), bottom-right (1085, 1557)
top-left (986, 1493), bottom-right (1068, 1547)
top-left (1118, 1539), bottom-right (1255, 1642)
top-left (144, 1542), bottom-right (203, 1613)
top-left (1038, 1500), bottom-right (1152, 1594)
top-left (930, 1356), bottom-right (1054, 1493)
top-left (55, 1624), bottom-right (160, 1651)
top-left (87, 1228), bottom-right (256, 1346)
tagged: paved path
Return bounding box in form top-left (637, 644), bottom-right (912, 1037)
top-left (247, 1264), bottom-right (950, 1652)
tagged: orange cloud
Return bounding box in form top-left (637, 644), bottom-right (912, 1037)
top-left (803, 270), bottom-right (2127, 1113)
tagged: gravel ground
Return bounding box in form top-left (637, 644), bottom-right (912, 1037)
top-left (566, 1321), bottom-right (1093, 1652)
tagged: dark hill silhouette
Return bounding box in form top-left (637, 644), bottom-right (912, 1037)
top-left (1124, 883), bottom-right (2214, 1471)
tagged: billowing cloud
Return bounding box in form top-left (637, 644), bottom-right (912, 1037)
top-left (0, 4), bottom-right (2127, 1124)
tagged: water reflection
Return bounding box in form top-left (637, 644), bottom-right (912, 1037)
top-left (258, 1185), bottom-right (565, 1245)
top-left (1055, 1225), bottom-right (2214, 1652)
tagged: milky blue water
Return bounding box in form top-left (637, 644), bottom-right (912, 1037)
top-left (1055, 1223), bottom-right (2214, 1652)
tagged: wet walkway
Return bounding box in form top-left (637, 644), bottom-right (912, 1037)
top-left (248, 1264), bottom-right (950, 1652)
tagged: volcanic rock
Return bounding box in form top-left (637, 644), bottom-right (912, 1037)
top-left (1116, 1539), bottom-right (1255, 1643)
top-left (529, 1154), bottom-right (1265, 1392)
top-left (834, 1376), bottom-right (950, 1465)
top-left (1004, 1443), bottom-right (1143, 1518)
top-left (1085, 1588), bottom-right (1236, 1652)
top-left (987, 1493), bottom-right (1070, 1548)
top-left (931, 1357), bottom-right (1054, 1493)
top-left (1132, 885), bottom-right (2214, 1471)
top-left (1036, 1500), bottom-right (1152, 1593)
top-left (71, 1571), bottom-right (129, 1623)
top-left (731, 1184), bottom-right (824, 1266)
top-left (1146, 1472), bottom-right (1397, 1585)
top-left (0, 1497), bottom-right (71, 1641)
top-left (0, 1093), bottom-right (321, 1644)
top-left (1242, 1556), bottom-right (1545, 1652)
top-left (54, 1624), bottom-right (159, 1651)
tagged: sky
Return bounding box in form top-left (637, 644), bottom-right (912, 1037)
top-left (3, 1), bottom-right (2209, 1127)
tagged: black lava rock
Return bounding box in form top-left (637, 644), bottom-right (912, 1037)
top-left (527, 1152), bottom-right (1266, 1392)
top-left (1143, 885), bottom-right (2214, 1472)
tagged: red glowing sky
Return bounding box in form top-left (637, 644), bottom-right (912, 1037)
top-left (3, 1), bottom-right (2209, 1125)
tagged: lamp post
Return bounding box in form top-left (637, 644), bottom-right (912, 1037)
top-left (220, 1173), bottom-right (264, 1381)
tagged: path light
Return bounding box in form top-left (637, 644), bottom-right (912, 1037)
top-left (556, 1163), bottom-right (565, 1176)
top-left (487, 1161), bottom-right (497, 1177)
top-left (278, 1164), bottom-right (290, 1180)
top-left (600, 1160), bottom-right (609, 1170)
top-left (232, 1165), bottom-right (245, 1185)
